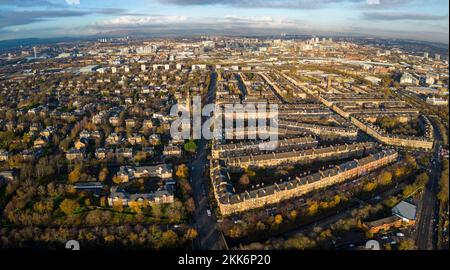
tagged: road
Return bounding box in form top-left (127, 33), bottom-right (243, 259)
top-left (415, 118), bottom-right (442, 250)
top-left (191, 71), bottom-right (228, 250)
top-left (396, 90), bottom-right (443, 250)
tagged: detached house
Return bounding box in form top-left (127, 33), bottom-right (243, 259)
top-left (125, 118), bottom-right (137, 129)
top-left (95, 148), bottom-right (114, 160)
top-left (108, 185), bottom-right (174, 207)
top-left (33, 137), bottom-right (48, 148)
top-left (149, 134), bottom-right (161, 145)
top-left (163, 144), bottom-right (182, 158)
top-left (0, 150), bottom-right (9, 162)
top-left (79, 130), bottom-right (91, 139)
top-left (116, 164), bottom-right (173, 182)
top-left (127, 134), bottom-right (144, 145)
top-left (0, 171), bottom-right (14, 182)
top-left (116, 148), bottom-right (133, 159)
top-left (109, 116), bottom-right (121, 127)
top-left (66, 148), bottom-right (86, 161)
top-left (40, 126), bottom-right (56, 137)
top-left (143, 120), bottom-right (153, 129)
top-left (106, 133), bottom-right (121, 145)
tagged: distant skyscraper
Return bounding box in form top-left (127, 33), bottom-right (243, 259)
top-left (435, 54), bottom-right (441, 60)
top-left (33, 47), bottom-right (37, 58)
top-left (424, 52), bottom-right (429, 58)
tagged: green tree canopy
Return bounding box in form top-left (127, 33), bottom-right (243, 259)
top-left (183, 140), bottom-right (198, 154)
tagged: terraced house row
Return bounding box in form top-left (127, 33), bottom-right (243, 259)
top-left (278, 120), bottom-right (359, 138)
top-left (212, 136), bottom-right (318, 159)
top-left (351, 115), bottom-right (434, 150)
top-left (211, 149), bottom-right (399, 215)
top-left (222, 142), bottom-right (376, 169)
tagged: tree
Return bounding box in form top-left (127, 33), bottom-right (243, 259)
top-left (185, 228), bottom-right (198, 241)
top-left (333, 195), bottom-right (341, 205)
top-left (151, 204), bottom-right (162, 220)
top-left (113, 199), bottom-right (124, 213)
top-left (404, 155), bottom-right (417, 169)
top-left (284, 234), bottom-right (316, 250)
top-left (134, 152), bottom-right (149, 162)
top-left (160, 230), bottom-right (179, 248)
top-left (129, 201), bottom-right (144, 214)
top-left (168, 201), bottom-right (184, 223)
top-left (184, 198), bottom-right (196, 215)
top-left (98, 167), bottom-right (109, 182)
top-left (274, 214), bottom-right (283, 225)
top-left (438, 161), bottom-right (449, 204)
top-left (402, 185), bottom-right (415, 198)
top-left (68, 166), bottom-right (81, 183)
top-left (85, 210), bottom-right (104, 226)
top-left (245, 169), bottom-right (256, 178)
top-left (415, 172), bottom-right (429, 188)
top-left (378, 171), bottom-right (393, 186)
top-left (183, 140), bottom-right (198, 154)
top-left (395, 166), bottom-right (408, 178)
top-left (176, 164), bottom-right (189, 180)
top-left (307, 201), bottom-right (319, 216)
top-left (239, 174), bottom-right (250, 186)
top-left (100, 197), bottom-right (107, 207)
top-left (59, 199), bottom-right (80, 215)
top-left (104, 235), bottom-right (115, 243)
top-left (364, 182), bottom-right (377, 192)
top-left (290, 210), bottom-right (298, 221)
top-left (256, 221), bottom-right (266, 231)
top-left (384, 196), bottom-right (399, 208)
top-left (398, 239), bottom-right (417, 250)
top-left (112, 176), bottom-right (123, 185)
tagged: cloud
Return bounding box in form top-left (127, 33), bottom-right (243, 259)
top-left (93, 8), bottom-right (133, 15)
top-left (366, 0), bottom-right (380, 4)
top-left (99, 15), bottom-right (189, 26)
top-left (155, 0), bottom-right (415, 9)
top-left (96, 15), bottom-right (301, 29)
top-left (65, 0), bottom-right (80, 5)
top-left (0, 7), bottom-right (138, 30)
top-left (362, 12), bottom-right (449, 21)
top-left (88, 14), bottom-right (310, 37)
top-left (83, 13), bottom-right (448, 44)
top-left (0, 10), bottom-right (89, 28)
top-left (0, 0), bottom-right (62, 7)
top-left (156, 0), bottom-right (343, 9)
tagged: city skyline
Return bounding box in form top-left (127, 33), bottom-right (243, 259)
top-left (0, 0), bottom-right (449, 44)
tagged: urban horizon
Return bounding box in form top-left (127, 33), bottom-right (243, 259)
top-left (0, 0), bottom-right (448, 44)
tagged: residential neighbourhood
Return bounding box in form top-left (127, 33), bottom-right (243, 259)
top-left (0, 1), bottom-right (448, 254)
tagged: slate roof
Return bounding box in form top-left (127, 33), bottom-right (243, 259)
top-left (392, 201), bottom-right (417, 221)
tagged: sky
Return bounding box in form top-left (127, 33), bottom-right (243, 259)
top-left (0, 0), bottom-right (448, 43)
